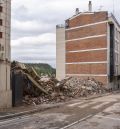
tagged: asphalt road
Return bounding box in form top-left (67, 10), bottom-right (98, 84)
top-left (0, 93), bottom-right (120, 129)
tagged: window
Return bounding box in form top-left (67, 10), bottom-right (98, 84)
top-left (0, 44), bottom-right (1, 51)
top-left (2, 46), bottom-right (4, 51)
top-left (115, 66), bottom-right (118, 75)
top-left (0, 32), bottom-right (2, 38)
top-left (0, 19), bottom-right (2, 25)
top-left (0, 6), bottom-right (2, 12)
top-left (118, 31), bottom-right (120, 41)
top-left (0, 44), bottom-right (4, 51)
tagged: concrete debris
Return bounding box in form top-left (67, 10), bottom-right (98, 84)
top-left (11, 62), bottom-right (109, 106)
top-left (58, 77), bottom-right (106, 98)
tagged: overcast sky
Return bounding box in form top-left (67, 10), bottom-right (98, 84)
top-left (11, 0), bottom-right (120, 67)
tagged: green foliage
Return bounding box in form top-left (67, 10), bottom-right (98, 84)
top-left (25, 63), bottom-right (56, 76)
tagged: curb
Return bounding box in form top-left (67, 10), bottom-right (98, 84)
top-left (63, 92), bottom-right (113, 105)
top-left (85, 91), bottom-right (120, 100)
top-left (0, 104), bottom-right (62, 121)
top-left (85, 93), bottom-right (112, 100)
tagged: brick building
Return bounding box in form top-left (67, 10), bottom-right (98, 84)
top-left (0, 0), bottom-right (11, 108)
top-left (56, 4), bottom-right (120, 88)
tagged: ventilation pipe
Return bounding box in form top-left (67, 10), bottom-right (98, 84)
top-left (88, 1), bottom-right (92, 12)
top-left (75, 8), bottom-right (79, 15)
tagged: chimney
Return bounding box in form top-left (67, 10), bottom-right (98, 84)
top-left (88, 1), bottom-right (92, 12)
top-left (75, 8), bottom-right (79, 15)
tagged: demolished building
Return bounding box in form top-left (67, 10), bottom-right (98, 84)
top-left (56, 1), bottom-right (120, 89)
top-left (11, 61), bottom-right (107, 106)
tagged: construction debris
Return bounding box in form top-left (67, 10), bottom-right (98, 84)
top-left (11, 61), bottom-right (109, 106)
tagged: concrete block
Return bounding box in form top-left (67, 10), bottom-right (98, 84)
top-left (0, 90), bottom-right (12, 109)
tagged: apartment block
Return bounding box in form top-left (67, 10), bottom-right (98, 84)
top-left (56, 4), bottom-right (120, 89)
top-left (0, 0), bottom-right (11, 108)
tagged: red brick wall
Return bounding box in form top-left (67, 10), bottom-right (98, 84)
top-left (66, 23), bottom-right (107, 40)
top-left (67, 12), bottom-right (108, 28)
top-left (65, 12), bottom-right (108, 84)
top-left (66, 50), bottom-right (107, 63)
top-left (66, 75), bottom-right (108, 85)
top-left (66, 63), bottom-right (107, 74)
top-left (66, 37), bottom-right (107, 51)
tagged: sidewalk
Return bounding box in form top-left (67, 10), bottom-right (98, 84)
top-left (0, 92), bottom-right (118, 121)
top-left (0, 103), bottom-right (63, 120)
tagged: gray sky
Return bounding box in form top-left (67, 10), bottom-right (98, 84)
top-left (11, 0), bottom-right (120, 67)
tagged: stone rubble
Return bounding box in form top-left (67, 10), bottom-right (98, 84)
top-left (23, 76), bottom-right (108, 105)
top-left (11, 61), bottom-right (109, 106)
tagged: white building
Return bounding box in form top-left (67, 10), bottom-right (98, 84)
top-left (0, 0), bottom-right (11, 108)
top-left (56, 25), bottom-right (65, 80)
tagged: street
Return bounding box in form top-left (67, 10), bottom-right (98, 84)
top-left (0, 93), bottom-right (120, 129)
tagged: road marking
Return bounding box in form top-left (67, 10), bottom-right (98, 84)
top-left (95, 115), bottom-right (120, 121)
top-left (60, 115), bottom-right (92, 129)
top-left (92, 102), bottom-right (110, 109)
top-left (68, 102), bottom-right (85, 107)
top-left (78, 101), bottom-right (97, 108)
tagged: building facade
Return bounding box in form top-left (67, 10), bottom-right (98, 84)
top-left (56, 25), bottom-right (65, 80)
top-left (56, 11), bottom-right (120, 89)
top-left (0, 0), bottom-right (11, 108)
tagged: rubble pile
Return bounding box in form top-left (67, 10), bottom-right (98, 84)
top-left (11, 62), bottom-right (108, 106)
top-left (23, 77), bottom-right (108, 105)
top-left (57, 77), bottom-right (106, 98)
